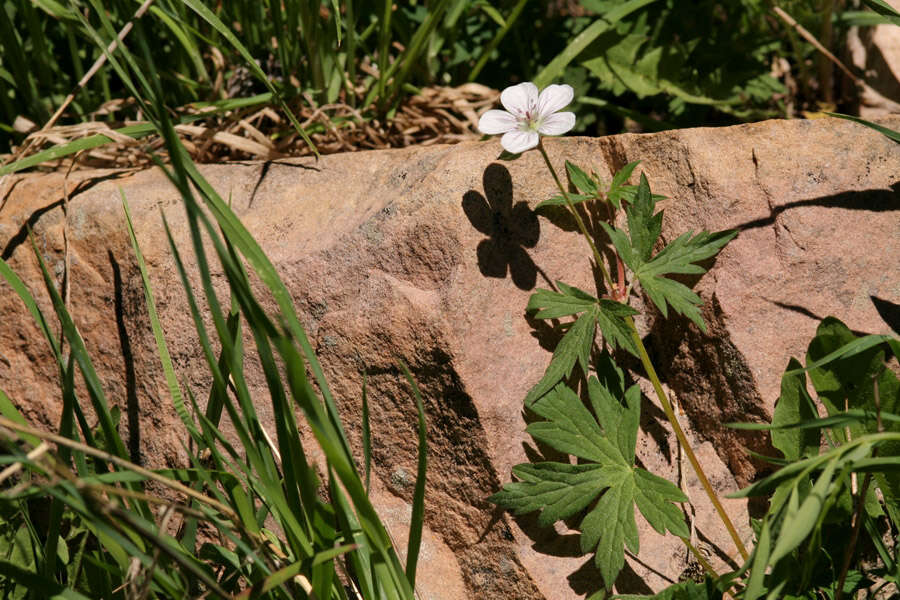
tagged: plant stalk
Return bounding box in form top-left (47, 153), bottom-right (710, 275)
top-left (537, 141), bottom-right (616, 294)
top-left (539, 138), bottom-right (747, 561)
top-left (627, 318), bottom-right (749, 560)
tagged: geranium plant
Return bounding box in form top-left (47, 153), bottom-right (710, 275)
top-left (479, 82), bottom-right (900, 599)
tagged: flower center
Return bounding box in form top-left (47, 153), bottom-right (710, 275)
top-left (518, 104), bottom-right (541, 132)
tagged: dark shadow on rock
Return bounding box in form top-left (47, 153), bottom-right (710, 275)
top-left (765, 299), bottom-right (879, 338)
top-left (856, 29), bottom-right (900, 103)
top-left (248, 160), bottom-right (322, 208)
top-left (737, 184), bottom-right (900, 232)
top-left (525, 311), bottom-right (565, 355)
top-left (463, 163), bottom-right (540, 290)
top-left (872, 296), bottom-right (900, 337)
top-left (639, 392), bottom-right (673, 464)
top-left (567, 556), bottom-right (605, 597)
top-left (615, 556), bottom-right (670, 595)
top-left (0, 175), bottom-right (25, 213)
top-left (2, 172), bottom-right (131, 260)
top-left (109, 251), bottom-right (140, 465)
top-left (648, 295), bottom-right (775, 485)
top-left (695, 526), bottom-right (740, 571)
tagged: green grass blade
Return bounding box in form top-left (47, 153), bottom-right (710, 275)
top-left (147, 5), bottom-right (210, 83)
top-left (827, 112), bottom-right (900, 143)
top-left (864, 0), bottom-right (900, 21)
top-left (786, 332), bottom-right (896, 375)
top-left (469, 0), bottom-right (528, 82)
top-left (121, 192), bottom-right (199, 440)
top-left (329, 0), bottom-right (342, 45)
top-left (385, 0), bottom-right (452, 104)
top-left (0, 559), bottom-right (92, 600)
top-left (0, 388), bottom-right (40, 447)
top-left (76, 1), bottom-right (156, 118)
top-left (0, 5), bottom-right (48, 122)
top-left (377, 0), bottom-right (393, 108)
top-left (0, 123), bottom-right (155, 176)
top-left (179, 0), bottom-right (318, 157)
top-left (0, 257), bottom-right (63, 359)
top-left (398, 362), bottom-right (428, 589)
top-left (27, 231), bottom-right (130, 465)
top-left (534, 0), bottom-right (659, 89)
top-left (362, 370), bottom-right (372, 493)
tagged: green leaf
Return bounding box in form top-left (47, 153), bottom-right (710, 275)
top-left (625, 174), bottom-right (664, 262)
top-left (588, 378), bottom-right (641, 466)
top-left (771, 359), bottom-right (821, 461)
top-left (497, 376), bottom-right (687, 589)
top-left (492, 462), bottom-right (609, 526)
top-left (581, 466), bottom-right (637, 584)
top-left (527, 283), bottom-right (598, 320)
top-left (743, 519), bottom-right (771, 600)
top-left (596, 300), bottom-right (640, 356)
top-left (769, 457), bottom-right (839, 564)
top-left (527, 384), bottom-right (624, 465)
top-left (535, 193), bottom-right (593, 209)
top-left (525, 295), bottom-right (640, 405)
top-left (397, 362), bottom-right (428, 589)
top-left (524, 308), bottom-right (597, 405)
top-left (611, 186), bottom-right (668, 213)
top-left (613, 577), bottom-right (722, 599)
top-left (633, 229), bottom-right (738, 330)
top-left (566, 161), bottom-right (598, 195)
top-left (633, 469), bottom-right (689, 537)
top-left (600, 221), bottom-right (635, 270)
top-left (534, 0), bottom-right (660, 88)
top-left (611, 161), bottom-right (641, 192)
top-left (0, 558), bottom-right (92, 600)
top-left (863, 0), bottom-right (900, 22)
top-left (606, 161), bottom-right (647, 210)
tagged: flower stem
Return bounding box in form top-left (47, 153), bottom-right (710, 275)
top-left (627, 317), bottom-right (749, 561)
top-left (537, 139), bottom-right (747, 562)
top-left (537, 141), bottom-right (615, 295)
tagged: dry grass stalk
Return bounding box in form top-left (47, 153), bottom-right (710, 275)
top-left (1, 84), bottom-right (499, 173)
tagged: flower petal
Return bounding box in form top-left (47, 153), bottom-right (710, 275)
top-left (537, 84), bottom-right (574, 119)
top-left (538, 111), bottom-right (575, 136)
top-left (478, 110), bottom-right (517, 135)
top-left (501, 82), bottom-right (538, 117)
top-left (501, 129), bottom-right (539, 154)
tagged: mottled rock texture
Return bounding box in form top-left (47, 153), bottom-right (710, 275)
top-left (1, 116), bottom-right (898, 598)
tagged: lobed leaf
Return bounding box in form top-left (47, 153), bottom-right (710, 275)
top-left (566, 160), bottom-right (599, 195)
top-left (633, 229), bottom-right (737, 330)
top-left (528, 384), bottom-right (624, 465)
top-left (524, 308), bottom-right (597, 405)
top-left (596, 299), bottom-right (640, 356)
top-left (535, 193), bottom-right (594, 209)
top-left (499, 374), bottom-right (688, 590)
top-left (624, 174), bottom-right (664, 262)
top-left (490, 462), bottom-right (609, 526)
top-left (527, 282), bottom-right (598, 320)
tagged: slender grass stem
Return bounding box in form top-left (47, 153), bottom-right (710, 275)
top-left (537, 141), bottom-right (615, 294)
top-left (0, 415), bottom-right (237, 521)
top-left (626, 318), bottom-right (749, 561)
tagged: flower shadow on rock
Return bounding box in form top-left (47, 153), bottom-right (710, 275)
top-left (462, 163), bottom-right (540, 290)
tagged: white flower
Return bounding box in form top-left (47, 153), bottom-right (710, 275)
top-left (478, 82), bottom-right (576, 154)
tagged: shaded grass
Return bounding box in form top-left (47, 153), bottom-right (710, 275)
top-left (0, 8), bottom-right (433, 598)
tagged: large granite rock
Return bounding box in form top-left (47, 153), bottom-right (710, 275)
top-left (1, 116), bottom-right (898, 598)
